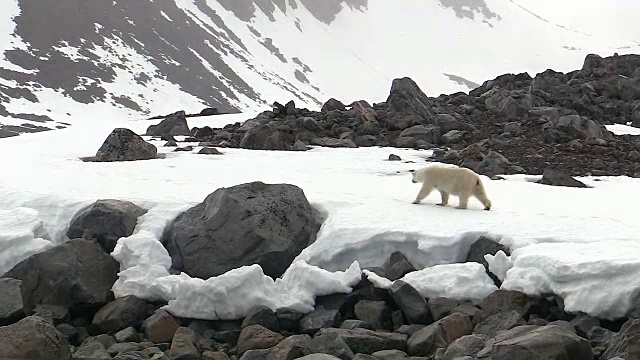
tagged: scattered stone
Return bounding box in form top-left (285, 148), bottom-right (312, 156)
top-left (67, 199), bottom-right (147, 253)
top-left (115, 326), bottom-right (140, 343)
top-left (92, 295), bottom-right (149, 334)
top-left (389, 281), bottom-right (432, 325)
top-left (473, 310), bottom-right (526, 338)
top-left (146, 110), bottom-right (191, 136)
top-left (164, 181), bottom-right (323, 279)
top-left (144, 310), bottom-right (180, 344)
top-left (198, 147), bottom-right (223, 155)
top-left (0, 278), bottom-right (24, 325)
top-left (441, 334), bottom-right (488, 360)
top-left (354, 300), bottom-right (392, 330)
top-left (536, 167), bottom-right (587, 188)
top-left (276, 308), bottom-right (303, 334)
top-left (385, 252), bottom-right (416, 281)
top-left (169, 327), bottom-right (200, 360)
top-left (91, 128), bottom-right (157, 162)
top-left (174, 145), bottom-right (194, 152)
top-left (164, 140), bottom-right (178, 147)
top-left (74, 342), bottom-right (112, 359)
top-left (237, 325), bottom-right (285, 356)
top-left (427, 298), bottom-right (459, 322)
top-left (299, 308), bottom-right (341, 335)
top-left (0, 316), bottom-right (71, 360)
top-left (388, 154), bottom-right (402, 161)
top-left (489, 324), bottom-right (592, 360)
top-left (3, 239), bottom-right (119, 314)
top-left (242, 305), bottom-right (279, 333)
top-left (406, 313), bottom-right (472, 357)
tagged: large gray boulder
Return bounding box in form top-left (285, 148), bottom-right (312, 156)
top-left (384, 77), bottom-right (433, 130)
top-left (93, 128), bottom-right (157, 162)
top-left (489, 325), bottom-right (592, 360)
top-left (145, 110), bottom-right (191, 136)
top-left (0, 316), bottom-right (71, 359)
top-left (3, 239), bottom-right (119, 314)
top-left (67, 199), bottom-right (147, 253)
top-left (164, 181), bottom-right (323, 279)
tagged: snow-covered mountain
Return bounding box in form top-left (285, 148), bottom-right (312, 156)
top-left (1, 0), bottom-right (639, 137)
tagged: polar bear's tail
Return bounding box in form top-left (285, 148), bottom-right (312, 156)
top-left (474, 178), bottom-right (492, 211)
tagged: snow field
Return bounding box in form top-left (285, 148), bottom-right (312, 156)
top-left (0, 113), bottom-right (637, 320)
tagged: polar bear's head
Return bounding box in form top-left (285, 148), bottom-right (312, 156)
top-left (409, 169), bottom-right (419, 183)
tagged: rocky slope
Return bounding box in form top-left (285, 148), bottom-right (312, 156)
top-left (143, 53), bottom-right (640, 178)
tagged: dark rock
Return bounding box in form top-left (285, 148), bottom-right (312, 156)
top-left (395, 325), bottom-right (426, 337)
top-left (146, 111), bottom-right (191, 136)
top-left (242, 305), bottom-right (279, 333)
top-left (308, 331), bottom-right (355, 360)
top-left (200, 108), bottom-right (220, 116)
top-left (0, 278), bottom-right (24, 325)
top-left (33, 304), bottom-right (69, 325)
top-left (113, 351), bottom-right (149, 360)
top-left (427, 298), bottom-right (458, 322)
top-left (489, 324), bottom-right (592, 360)
top-left (241, 349), bottom-right (271, 360)
top-left (473, 310), bottom-right (526, 338)
top-left (164, 181), bottom-right (322, 279)
top-left (477, 151), bottom-right (513, 177)
top-left (371, 349), bottom-right (409, 360)
top-left (174, 145), bottom-right (194, 152)
top-left (0, 316), bottom-right (71, 360)
top-left (504, 122), bottom-right (522, 135)
top-left (92, 128), bottom-right (157, 162)
top-left (161, 134), bottom-right (177, 142)
top-left (479, 290), bottom-right (535, 318)
top-left (568, 313), bottom-right (599, 337)
top-left (165, 140), bottom-right (178, 147)
top-left (311, 137), bottom-right (358, 148)
top-left (441, 334), bottom-right (488, 360)
top-left (450, 304), bottom-right (483, 326)
top-left (276, 308), bottom-right (303, 334)
top-left (385, 252), bottom-right (416, 281)
top-left (465, 236), bottom-right (510, 286)
top-left (322, 98), bottom-right (347, 113)
top-left (194, 126), bottom-right (215, 139)
top-left (292, 140), bottom-right (309, 151)
top-left (169, 327), bottom-right (200, 360)
top-left (297, 355), bottom-right (342, 360)
top-left (434, 114), bottom-right (475, 133)
top-left (198, 147), bottom-right (223, 155)
top-left (399, 125), bottom-right (440, 145)
top-left (602, 318), bottom-right (640, 360)
top-left (92, 295), bottom-right (149, 334)
top-left (299, 308), bottom-right (341, 335)
top-left (587, 326), bottom-right (614, 355)
top-left (237, 325), bottom-right (285, 356)
top-left (284, 100), bottom-right (297, 116)
top-left (81, 333), bottom-right (116, 350)
top-left (144, 309), bottom-right (180, 343)
top-left (3, 239), bottom-right (119, 315)
top-left (203, 351), bottom-right (230, 360)
top-left (441, 130), bottom-right (466, 144)
top-left (385, 77), bottom-right (433, 129)
top-left (389, 281), bottom-right (432, 325)
top-left (406, 313), bottom-right (472, 357)
top-left (67, 199), bottom-right (147, 253)
top-left (107, 342), bottom-right (147, 356)
top-left (395, 137), bottom-right (417, 148)
top-left (354, 300), bottom-right (392, 330)
top-left (115, 326), bottom-right (140, 343)
top-left (388, 154), bottom-right (402, 161)
top-left (314, 328), bottom-right (407, 355)
top-left (536, 168), bottom-right (587, 188)
top-left (340, 320), bottom-right (374, 330)
top-left (544, 115), bottom-right (610, 143)
top-left (266, 334), bottom-right (311, 360)
top-left (74, 342), bottom-right (112, 359)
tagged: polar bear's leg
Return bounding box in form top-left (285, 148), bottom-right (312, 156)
top-left (473, 182), bottom-right (492, 210)
top-left (456, 193), bottom-right (470, 209)
top-left (412, 184), bottom-right (433, 204)
top-left (437, 191), bottom-right (449, 206)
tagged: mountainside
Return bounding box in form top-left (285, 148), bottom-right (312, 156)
top-left (1, 0), bottom-right (639, 137)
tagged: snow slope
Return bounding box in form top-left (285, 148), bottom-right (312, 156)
top-left (1, 0), bottom-right (639, 136)
top-left (0, 113), bottom-right (638, 320)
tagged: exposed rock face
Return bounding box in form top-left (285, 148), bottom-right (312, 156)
top-left (0, 316), bottom-right (71, 360)
top-left (3, 239), bottom-right (119, 314)
top-left (67, 199), bottom-right (148, 253)
top-left (92, 128), bottom-right (157, 162)
top-left (146, 110), bottom-right (191, 136)
top-left (164, 181), bottom-right (323, 279)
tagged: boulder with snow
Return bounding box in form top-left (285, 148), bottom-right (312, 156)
top-left (0, 316), bottom-right (71, 359)
top-left (66, 199), bottom-right (148, 253)
top-left (146, 110), bottom-right (191, 136)
top-left (536, 167), bottom-right (587, 188)
top-left (92, 128), bottom-right (157, 162)
top-left (164, 181), bottom-right (323, 279)
top-left (3, 239), bottom-right (119, 314)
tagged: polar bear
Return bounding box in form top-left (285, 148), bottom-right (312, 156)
top-left (410, 165), bottom-right (492, 210)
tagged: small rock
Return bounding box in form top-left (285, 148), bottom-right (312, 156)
top-left (307, 331), bottom-right (355, 360)
top-left (266, 334), bottom-right (311, 360)
top-left (276, 308), bottom-right (303, 334)
top-left (292, 140), bottom-right (309, 151)
top-left (74, 342), bottom-right (112, 359)
top-left (198, 147), bottom-right (223, 155)
top-left (164, 140), bottom-right (178, 147)
top-left (237, 325), bottom-right (285, 356)
top-left (115, 326), bottom-right (140, 343)
top-left (0, 278), bottom-right (25, 325)
top-left (169, 327), bottom-right (200, 360)
top-left (489, 325), bottom-right (592, 360)
top-left (388, 154), bottom-right (402, 161)
top-left (144, 310), bottom-right (180, 343)
top-left (0, 316), bottom-right (71, 360)
top-left (427, 298), bottom-right (459, 322)
top-left (389, 281), bottom-right (432, 325)
top-left (473, 310), bottom-right (526, 338)
top-left (242, 305), bottom-right (279, 332)
top-left (536, 167), bottom-right (587, 188)
top-left (92, 295), bottom-right (149, 334)
top-left (441, 130), bottom-right (466, 144)
top-left (385, 252), bottom-right (416, 281)
top-left (354, 300), bottom-right (392, 330)
top-left (407, 313), bottom-right (472, 357)
top-left (299, 309), bottom-right (340, 335)
top-left (174, 145), bottom-right (194, 152)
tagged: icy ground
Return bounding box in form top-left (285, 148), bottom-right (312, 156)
top-left (0, 113), bottom-right (639, 320)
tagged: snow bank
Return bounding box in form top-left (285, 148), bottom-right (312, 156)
top-left (363, 263), bottom-right (498, 302)
top-left (0, 208), bottom-right (53, 274)
top-left (605, 124), bottom-right (640, 136)
top-left (0, 114), bottom-right (638, 319)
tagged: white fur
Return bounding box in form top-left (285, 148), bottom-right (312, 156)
top-left (411, 165), bottom-right (492, 210)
